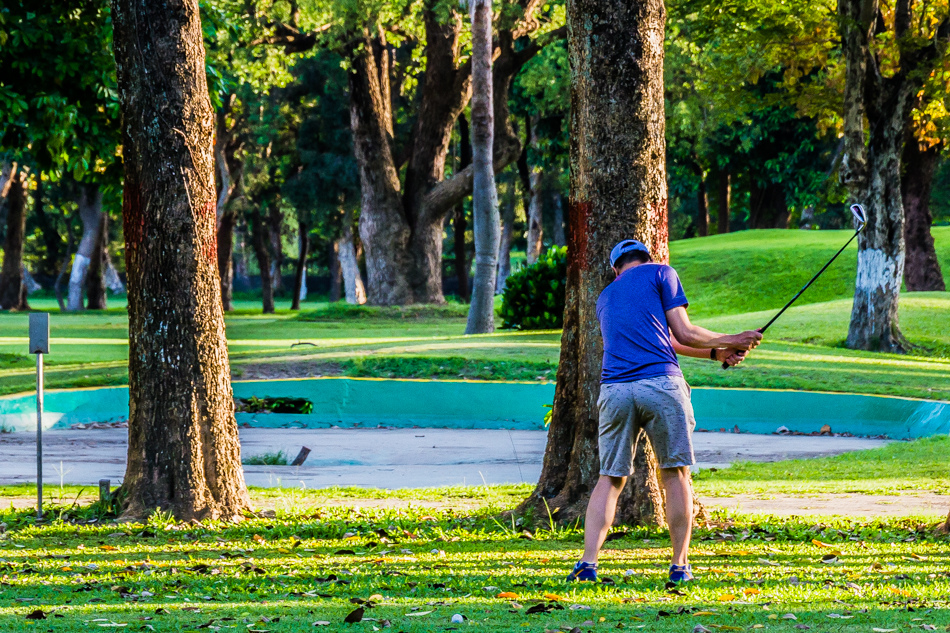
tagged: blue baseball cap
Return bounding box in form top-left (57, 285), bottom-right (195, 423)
top-left (609, 239), bottom-right (651, 267)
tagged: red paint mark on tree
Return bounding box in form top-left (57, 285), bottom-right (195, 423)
top-left (199, 199), bottom-right (218, 263)
top-left (199, 198), bottom-right (216, 217)
top-left (568, 199), bottom-right (590, 270)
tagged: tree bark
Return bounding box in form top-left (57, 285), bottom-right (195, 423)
top-left (291, 220), bottom-right (309, 310)
top-left (215, 96), bottom-right (242, 312)
top-left (525, 116), bottom-right (545, 263)
top-left (249, 209), bottom-right (275, 314)
top-left (901, 138), bottom-right (946, 291)
top-left (67, 185), bottom-right (104, 311)
top-left (465, 0), bottom-right (500, 335)
top-left (33, 179), bottom-right (62, 277)
top-left (349, 30), bottom-right (414, 305)
top-left (54, 215), bottom-right (76, 312)
top-left (338, 207), bottom-right (366, 305)
top-left (112, 0), bottom-right (250, 520)
top-left (521, 0), bottom-right (668, 527)
top-left (496, 192), bottom-right (515, 294)
top-left (85, 211), bottom-right (108, 310)
top-left (328, 241), bottom-right (342, 302)
top-left (838, 0), bottom-right (948, 352)
top-left (342, 3), bottom-right (560, 305)
top-left (217, 207), bottom-right (237, 311)
top-left (695, 169), bottom-right (709, 237)
top-left (552, 191), bottom-right (567, 246)
top-left (716, 171), bottom-right (730, 234)
top-left (0, 162), bottom-right (15, 198)
top-left (0, 168), bottom-right (30, 311)
top-left (454, 112), bottom-right (472, 302)
top-left (268, 202), bottom-right (284, 295)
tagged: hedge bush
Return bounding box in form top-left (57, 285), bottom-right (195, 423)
top-left (499, 246), bottom-right (567, 330)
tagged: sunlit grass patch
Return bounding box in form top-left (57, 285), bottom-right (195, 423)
top-left (0, 502), bottom-right (948, 632)
top-left (695, 436), bottom-right (950, 496)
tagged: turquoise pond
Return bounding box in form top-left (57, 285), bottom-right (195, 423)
top-left (0, 377), bottom-right (947, 439)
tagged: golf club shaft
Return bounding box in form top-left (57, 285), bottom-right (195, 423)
top-left (721, 229), bottom-right (861, 369)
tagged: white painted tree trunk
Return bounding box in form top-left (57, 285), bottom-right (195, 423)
top-left (22, 266), bottom-right (41, 294)
top-left (67, 185), bottom-right (104, 312)
top-left (465, 0), bottom-right (501, 334)
top-left (104, 252), bottom-right (126, 294)
top-left (338, 209), bottom-right (366, 305)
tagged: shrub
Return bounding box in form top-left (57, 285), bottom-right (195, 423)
top-left (499, 246), bottom-right (567, 330)
top-left (242, 450), bottom-right (288, 466)
top-left (236, 397), bottom-right (314, 414)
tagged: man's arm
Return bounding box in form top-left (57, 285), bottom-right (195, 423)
top-left (665, 306), bottom-right (762, 351)
top-left (670, 334), bottom-right (749, 367)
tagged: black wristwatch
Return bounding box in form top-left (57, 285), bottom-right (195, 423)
top-left (710, 349), bottom-right (717, 361)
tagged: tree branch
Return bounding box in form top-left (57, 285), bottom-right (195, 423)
top-left (248, 22), bottom-right (331, 53)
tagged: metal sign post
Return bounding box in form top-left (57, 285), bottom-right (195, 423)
top-left (29, 313), bottom-right (49, 520)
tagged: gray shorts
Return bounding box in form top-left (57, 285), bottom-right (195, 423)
top-left (597, 375), bottom-right (696, 475)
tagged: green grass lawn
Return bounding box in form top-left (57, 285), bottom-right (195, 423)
top-left (694, 435), bottom-right (950, 496)
top-left (0, 228), bottom-right (946, 399)
top-left (0, 490), bottom-right (948, 632)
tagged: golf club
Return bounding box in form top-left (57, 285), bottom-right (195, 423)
top-left (721, 203), bottom-right (868, 369)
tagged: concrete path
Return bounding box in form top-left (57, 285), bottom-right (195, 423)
top-left (0, 427), bottom-right (888, 489)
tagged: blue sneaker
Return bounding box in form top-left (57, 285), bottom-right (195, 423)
top-left (567, 561), bottom-right (598, 582)
top-left (669, 564), bottom-right (694, 583)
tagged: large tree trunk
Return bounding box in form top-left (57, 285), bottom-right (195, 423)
top-left (716, 171), bottom-right (731, 234)
top-left (552, 191), bottom-right (567, 246)
top-left (217, 207), bottom-right (237, 311)
top-left (496, 192), bottom-right (515, 294)
top-left (837, 0), bottom-right (939, 352)
top-left (85, 211), bottom-right (108, 310)
top-left (0, 168), bottom-right (29, 311)
top-left (249, 209), bottom-right (275, 314)
top-left (454, 112), bottom-right (473, 302)
top-left (465, 0), bottom-right (500, 335)
top-left (521, 0), bottom-right (668, 527)
top-left (344, 3), bottom-right (557, 305)
top-left (349, 33), bottom-right (414, 306)
top-left (268, 203), bottom-right (284, 295)
top-left (901, 139), bottom-right (946, 291)
top-left (328, 241), bottom-right (343, 302)
top-left (33, 179), bottom-right (62, 277)
top-left (291, 220), bottom-right (309, 310)
top-left (525, 116), bottom-right (544, 264)
top-left (112, 0), bottom-right (250, 520)
top-left (338, 207), bottom-right (366, 305)
top-left (453, 206), bottom-right (470, 300)
top-left (695, 169), bottom-right (709, 237)
top-left (214, 98), bottom-right (241, 313)
top-left (67, 185), bottom-right (104, 311)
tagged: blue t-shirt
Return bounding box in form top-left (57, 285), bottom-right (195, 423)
top-left (596, 263), bottom-right (689, 383)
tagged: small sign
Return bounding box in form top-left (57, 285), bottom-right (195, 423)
top-left (29, 313), bottom-right (49, 355)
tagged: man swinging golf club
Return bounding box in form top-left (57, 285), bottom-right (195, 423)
top-left (567, 239), bottom-right (763, 584)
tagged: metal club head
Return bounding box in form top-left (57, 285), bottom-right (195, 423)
top-left (850, 204), bottom-right (867, 232)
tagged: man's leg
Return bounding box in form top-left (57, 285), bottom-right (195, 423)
top-left (581, 475), bottom-right (627, 563)
top-left (659, 466), bottom-right (693, 566)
